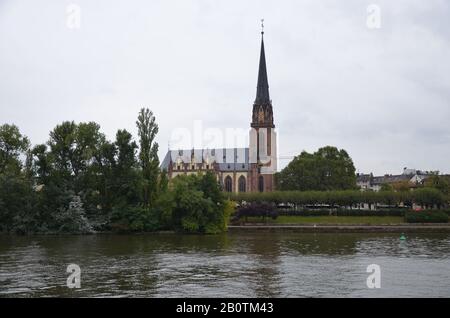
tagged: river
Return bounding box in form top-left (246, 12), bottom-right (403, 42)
top-left (0, 232), bottom-right (449, 297)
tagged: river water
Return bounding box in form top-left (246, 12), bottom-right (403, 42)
top-left (0, 232), bottom-right (449, 297)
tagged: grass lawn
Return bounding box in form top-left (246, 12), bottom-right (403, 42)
top-left (241, 216), bottom-right (405, 225)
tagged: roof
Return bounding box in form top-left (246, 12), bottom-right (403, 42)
top-left (160, 148), bottom-right (250, 171)
top-left (254, 33), bottom-right (270, 106)
top-left (372, 175), bottom-right (412, 185)
top-left (356, 174), bottom-right (372, 183)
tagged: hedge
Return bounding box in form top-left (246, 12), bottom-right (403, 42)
top-left (229, 188), bottom-right (446, 208)
top-left (233, 202), bottom-right (278, 221)
top-left (405, 210), bottom-right (449, 223)
top-left (277, 208), bottom-right (407, 217)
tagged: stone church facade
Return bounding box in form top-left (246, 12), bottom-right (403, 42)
top-left (161, 31), bottom-right (277, 192)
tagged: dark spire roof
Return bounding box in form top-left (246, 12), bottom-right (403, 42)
top-left (254, 32), bottom-right (270, 105)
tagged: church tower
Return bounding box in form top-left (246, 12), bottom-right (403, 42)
top-left (249, 24), bottom-right (277, 192)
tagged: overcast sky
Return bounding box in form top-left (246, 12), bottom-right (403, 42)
top-left (1, 0), bottom-right (449, 175)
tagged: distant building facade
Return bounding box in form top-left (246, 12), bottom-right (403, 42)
top-left (356, 167), bottom-right (437, 191)
top-left (160, 31), bottom-right (277, 193)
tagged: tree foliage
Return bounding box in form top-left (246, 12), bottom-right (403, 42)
top-left (136, 108), bottom-right (160, 207)
top-left (170, 172), bottom-right (228, 234)
top-left (275, 146), bottom-right (357, 191)
top-left (0, 108), bottom-right (231, 235)
top-left (0, 124), bottom-right (30, 175)
top-left (231, 188), bottom-right (446, 209)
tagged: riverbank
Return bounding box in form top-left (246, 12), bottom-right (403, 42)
top-left (244, 215), bottom-right (405, 225)
top-left (228, 223), bottom-right (450, 233)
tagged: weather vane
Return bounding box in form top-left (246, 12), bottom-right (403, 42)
top-left (261, 18), bottom-right (264, 34)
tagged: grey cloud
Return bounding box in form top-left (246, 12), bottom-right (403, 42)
top-left (0, 0), bottom-right (449, 175)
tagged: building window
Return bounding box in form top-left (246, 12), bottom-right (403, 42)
top-left (192, 165), bottom-right (195, 170)
top-left (225, 176), bottom-right (233, 193)
top-left (258, 176), bottom-right (264, 192)
top-left (206, 165), bottom-right (209, 170)
top-left (238, 176), bottom-right (246, 192)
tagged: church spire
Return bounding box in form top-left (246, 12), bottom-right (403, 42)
top-left (251, 20), bottom-right (274, 128)
top-left (255, 19), bottom-right (270, 106)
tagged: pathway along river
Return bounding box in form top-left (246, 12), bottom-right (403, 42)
top-left (1, 232), bottom-right (449, 297)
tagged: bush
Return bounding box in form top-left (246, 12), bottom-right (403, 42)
top-left (54, 196), bottom-right (94, 234)
top-left (405, 210), bottom-right (449, 223)
top-left (233, 202), bottom-right (278, 222)
top-left (171, 173), bottom-right (227, 234)
top-left (110, 205), bottom-right (158, 232)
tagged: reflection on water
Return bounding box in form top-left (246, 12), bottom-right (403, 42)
top-left (0, 233), bottom-right (449, 297)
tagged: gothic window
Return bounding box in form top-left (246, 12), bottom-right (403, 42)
top-left (238, 176), bottom-right (246, 193)
top-left (225, 176), bottom-right (233, 193)
top-left (258, 109), bottom-right (265, 123)
top-left (258, 176), bottom-right (264, 192)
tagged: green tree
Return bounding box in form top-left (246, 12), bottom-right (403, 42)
top-left (424, 175), bottom-right (450, 195)
top-left (47, 121), bottom-right (77, 178)
top-left (31, 144), bottom-right (53, 185)
top-left (0, 173), bottom-right (37, 233)
top-left (53, 195), bottom-right (94, 234)
top-left (111, 129), bottom-right (140, 207)
top-left (380, 183), bottom-right (394, 191)
top-left (275, 146), bottom-right (357, 191)
top-left (46, 121), bottom-right (112, 217)
top-left (170, 173), bottom-right (227, 234)
top-left (0, 124), bottom-right (30, 175)
top-left (159, 169), bottom-right (169, 194)
top-left (136, 108), bottom-right (160, 207)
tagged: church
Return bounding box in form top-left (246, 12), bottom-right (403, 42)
top-left (161, 30), bottom-right (277, 193)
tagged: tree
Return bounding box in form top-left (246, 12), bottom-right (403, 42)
top-left (53, 195), bottom-right (93, 234)
top-left (159, 169), bottom-right (169, 194)
top-left (111, 129), bottom-right (140, 207)
top-left (424, 175), bottom-right (450, 195)
top-left (170, 173), bottom-right (227, 234)
top-left (46, 121), bottom-right (114, 217)
top-left (31, 144), bottom-right (54, 185)
top-left (0, 173), bottom-right (37, 233)
top-left (392, 180), bottom-right (412, 192)
top-left (136, 108), bottom-right (160, 207)
top-left (275, 146), bottom-right (357, 191)
top-left (0, 124), bottom-right (30, 175)
top-left (47, 121), bottom-right (77, 178)
top-left (380, 183), bottom-right (394, 191)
